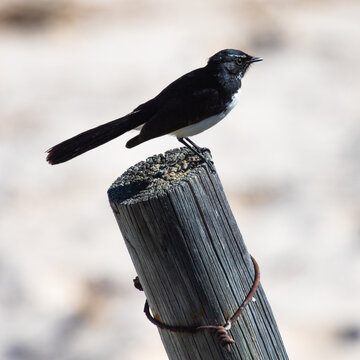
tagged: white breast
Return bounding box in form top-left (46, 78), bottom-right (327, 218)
top-left (172, 89), bottom-right (240, 138)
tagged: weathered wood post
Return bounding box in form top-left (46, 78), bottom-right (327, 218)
top-left (108, 148), bottom-right (288, 360)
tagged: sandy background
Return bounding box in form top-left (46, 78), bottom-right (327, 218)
top-left (1, 0), bottom-right (359, 359)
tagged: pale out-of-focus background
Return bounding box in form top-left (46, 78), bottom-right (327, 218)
top-left (1, 0), bottom-right (359, 359)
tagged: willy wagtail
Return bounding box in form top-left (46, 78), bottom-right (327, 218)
top-left (46, 49), bottom-right (262, 169)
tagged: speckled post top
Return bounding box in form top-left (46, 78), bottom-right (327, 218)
top-left (108, 147), bottom-right (212, 204)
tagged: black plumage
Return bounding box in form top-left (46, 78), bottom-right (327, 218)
top-left (46, 49), bottom-right (262, 165)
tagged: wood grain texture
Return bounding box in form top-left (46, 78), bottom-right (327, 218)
top-left (108, 148), bottom-right (288, 360)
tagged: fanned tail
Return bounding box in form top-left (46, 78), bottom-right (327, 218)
top-left (46, 114), bottom-right (140, 164)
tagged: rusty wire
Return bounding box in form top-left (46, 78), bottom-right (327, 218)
top-left (136, 254), bottom-right (260, 351)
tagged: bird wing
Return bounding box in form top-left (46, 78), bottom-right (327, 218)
top-left (126, 83), bottom-right (226, 148)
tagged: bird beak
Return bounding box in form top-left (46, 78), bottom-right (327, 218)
top-left (247, 57), bottom-right (263, 64)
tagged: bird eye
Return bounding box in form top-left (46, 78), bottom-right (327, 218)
top-left (235, 54), bottom-right (246, 64)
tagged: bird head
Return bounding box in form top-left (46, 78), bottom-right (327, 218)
top-left (208, 49), bottom-right (262, 78)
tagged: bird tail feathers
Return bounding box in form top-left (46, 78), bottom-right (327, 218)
top-left (46, 113), bottom-right (143, 165)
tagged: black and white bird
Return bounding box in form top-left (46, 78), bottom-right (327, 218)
top-left (46, 49), bottom-right (262, 168)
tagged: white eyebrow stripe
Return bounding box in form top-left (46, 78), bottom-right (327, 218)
top-left (231, 54), bottom-right (246, 58)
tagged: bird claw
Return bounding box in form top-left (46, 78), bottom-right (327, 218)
top-left (198, 147), bottom-right (210, 154)
top-left (205, 159), bottom-right (216, 173)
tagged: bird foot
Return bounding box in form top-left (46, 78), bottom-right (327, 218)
top-left (178, 138), bottom-right (216, 173)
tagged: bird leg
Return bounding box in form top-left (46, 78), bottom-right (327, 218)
top-left (183, 137), bottom-right (204, 152)
top-left (178, 138), bottom-right (215, 172)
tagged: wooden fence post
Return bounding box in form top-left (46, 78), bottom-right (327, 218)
top-left (108, 148), bottom-right (288, 360)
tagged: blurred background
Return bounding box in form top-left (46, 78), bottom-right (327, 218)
top-left (1, 0), bottom-right (359, 359)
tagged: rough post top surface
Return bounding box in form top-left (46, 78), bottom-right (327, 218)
top-left (108, 147), bottom-right (211, 205)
